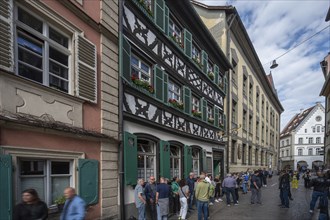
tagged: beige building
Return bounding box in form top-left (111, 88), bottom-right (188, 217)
top-left (320, 52), bottom-right (330, 168)
top-left (192, 2), bottom-right (284, 172)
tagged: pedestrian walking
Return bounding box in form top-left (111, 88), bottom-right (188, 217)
top-left (171, 177), bottom-right (180, 216)
top-left (292, 171), bottom-right (298, 189)
top-left (279, 170), bottom-right (290, 208)
top-left (309, 171), bottom-right (330, 215)
top-left (13, 188), bottom-right (48, 220)
top-left (186, 172), bottom-right (196, 210)
top-left (222, 173), bottom-right (238, 206)
top-left (250, 170), bottom-right (262, 204)
top-left (178, 179), bottom-right (189, 220)
top-left (214, 177), bottom-right (223, 202)
top-left (135, 179), bottom-right (146, 220)
top-left (303, 170), bottom-right (311, 188)
top-left (242, 172), bottom-right (249, 194)
top-left (156, 177), bottom-right (171, 220)
top-left (145, 176), bottom-right (158, 220)
top-left (262, 168), bottom-right (269, 187)
top-left (60, 187), bottom-right (86, 220)
top-left (195, 174), bottom-right (210, 220)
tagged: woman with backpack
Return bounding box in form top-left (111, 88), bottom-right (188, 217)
top-left (178, 179), bottom-right (189, 220)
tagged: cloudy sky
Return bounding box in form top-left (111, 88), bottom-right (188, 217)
top-left (198, 0), bottom-right (330, 130)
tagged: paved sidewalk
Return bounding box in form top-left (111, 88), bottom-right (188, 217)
top-left (169, 176), bottom-right (329, 220)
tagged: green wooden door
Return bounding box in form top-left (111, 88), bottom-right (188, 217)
top-left (0, 154), bottom-right (12, 220)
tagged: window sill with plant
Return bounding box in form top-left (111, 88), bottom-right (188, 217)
top-left (131, 74), bottom-right (155, 94)
top-left (168, 99), bottom-right (184, 110)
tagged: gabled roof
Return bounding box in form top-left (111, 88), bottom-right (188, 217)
top-left (280, 105), bottom-right (315, 137)
top-left (267, 72), bottom-right (277, 95)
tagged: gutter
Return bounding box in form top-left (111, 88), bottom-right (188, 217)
top-left (118, 1), bottom-right (125, 219)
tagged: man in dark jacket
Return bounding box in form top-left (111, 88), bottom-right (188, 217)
top-left (279, 170), bottom-right (290, 208)
top-left (186, 172), bottom-right (196, 210)
top-left (145, 176), bottom-right (158, 220)
top-left (309, 171), bottom-right (330, 215)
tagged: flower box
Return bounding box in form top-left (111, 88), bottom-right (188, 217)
top-left (208, 118), bottom-right (214, 124)
top-left (137, 0), bottom-right (153, 16)
top-left (131, 75), bottom-right (154, 94)
top-left (208, 71), bottom-right (215, 81)
top-left (192, 57), bottom-right (203, 69)
top-left (192, 109), bottom-right (202, 118)
top-left (169, 99), bottom-right (184, 110)
top-left (171, 34), bottom-right (184, 49)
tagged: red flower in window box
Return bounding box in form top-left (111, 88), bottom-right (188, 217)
top-left (192, 109), bottom-right (202, 118)
top-left (168, 99), bottom-right (184, 110)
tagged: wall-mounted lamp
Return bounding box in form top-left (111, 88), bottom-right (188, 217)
top-left (270, 60), bottom-right (279, 69)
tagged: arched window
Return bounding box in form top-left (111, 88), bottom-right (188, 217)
top-left (308, 148), bottom-right (313, 156)
top-left (137, 139), bottom-right (156, 180)
top-left (170, 146), bottom-right (181, 178)
top-left (192, 148), bottom-right (200, 176)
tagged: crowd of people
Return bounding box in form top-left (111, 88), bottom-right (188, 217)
top-left (134, 168), bottom-right (273, 220)
top-left (134, 168), bottom-right (330, 220)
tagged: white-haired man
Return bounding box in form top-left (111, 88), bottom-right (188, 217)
top-left (135, 179), bottom-right (146, 220)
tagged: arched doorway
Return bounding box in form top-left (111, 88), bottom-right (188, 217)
top-left (297, 160), bottom-right (308, 172)
top-left (312, 160), bottom-right (324, 171)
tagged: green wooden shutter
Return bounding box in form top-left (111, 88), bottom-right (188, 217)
top-left (164, 6), bottom-right (169, 36)
top-left (214, 107), bottom-right (219, 127)
top-left (0, 154), bottom-right (12, 220)
top-left (202, 149), bottom-right (207, 172)
top-left (163, 72), bottom-right (168, 103)
top-left (184, 145), bottom-right (192, 178)
top-left (184, 29), bottom-right (192, 58)
top-left (124, 131), bottom-right (138, 185)
top-left (154, 0), bottom-right (165, 32)
top-left (202, 50), bottom-right (208, 74)
top-left (201, 98), bottom-right (207, 121)
top-left (121, 36), bottom-right (131, 82)
top-left (154, 65), bottom-right (164, 102)
top-left (78, 159), bottom-right (99, 205)
top-left (183, 86), bottom-right (191, 114)
top-left (214, 65), bottom-right (219, 85)
top-left (159, 140), bottom-right (170, 179)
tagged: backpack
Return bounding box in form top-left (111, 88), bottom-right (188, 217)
top-left (244, 175), bottom-right (249, 181)
top-left (208, 183), bottom-right (215, 197)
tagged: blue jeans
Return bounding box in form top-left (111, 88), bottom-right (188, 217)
top-left (197, 200), bottom-right (208, 220)
top-left (242, 182), bottom-right (248, 193)
top-left (189, 191), bottom-right (194, 209)
top-left (310, 191), bottom-right (327, 210)
top-left (280, 188), bottom-right (289, 207)
top-left (138, 204), bottom-right (146, 220)
top-left (225, 187), bottom-right (237, 204)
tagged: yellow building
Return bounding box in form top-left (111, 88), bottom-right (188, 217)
top-left (192, 2), bottom-right (284, 172)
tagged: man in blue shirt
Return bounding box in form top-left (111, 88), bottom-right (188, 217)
top-left (145, 176), bottom-right (157, 220)
top-left (186, 172), bottom-right (195, 210)
top-left (60, 187), bottom-right (86, 220)
top-left (135, 179), bottom-right (146, 220)
top-left (156, 177), bottom-right (170, 220)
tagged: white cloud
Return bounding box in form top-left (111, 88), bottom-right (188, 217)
top-left (198, 0), bottom-right (330, 130)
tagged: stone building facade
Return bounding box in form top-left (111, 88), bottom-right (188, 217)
top-left (192, 2), bottom-right (284, 173)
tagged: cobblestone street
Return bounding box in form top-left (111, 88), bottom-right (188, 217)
top-left (170, 176), bottom-right (329, 220)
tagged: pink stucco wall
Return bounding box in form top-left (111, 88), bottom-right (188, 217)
top-left (0, 127), bottom-right (101, 219)
top-left (41, 0), bottom-right (102, 133)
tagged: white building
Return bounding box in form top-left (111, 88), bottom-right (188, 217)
top-left (280, 103), bottom-right (325, 171)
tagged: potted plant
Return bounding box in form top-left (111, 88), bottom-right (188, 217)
top-left (131, 74), bottom-right (154, 94)
top-left (169, 99), bottom-right (184, 110)
top-left (192, 56), bottom-right (203, 69)
top-left (54, 196), bottom-right (66, 211)
top-left (208, 71), bottom-right (215, 81)
top-left (208, 117), bottom-right (214, 124)
top-left (192, 109), bottom-right (202, 118)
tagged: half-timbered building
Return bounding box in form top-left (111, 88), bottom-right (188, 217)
top-left (120, 0), bottom-right (231, 215)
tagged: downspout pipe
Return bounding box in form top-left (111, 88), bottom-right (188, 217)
top-left (118, 0), bottom-right (125, 219)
